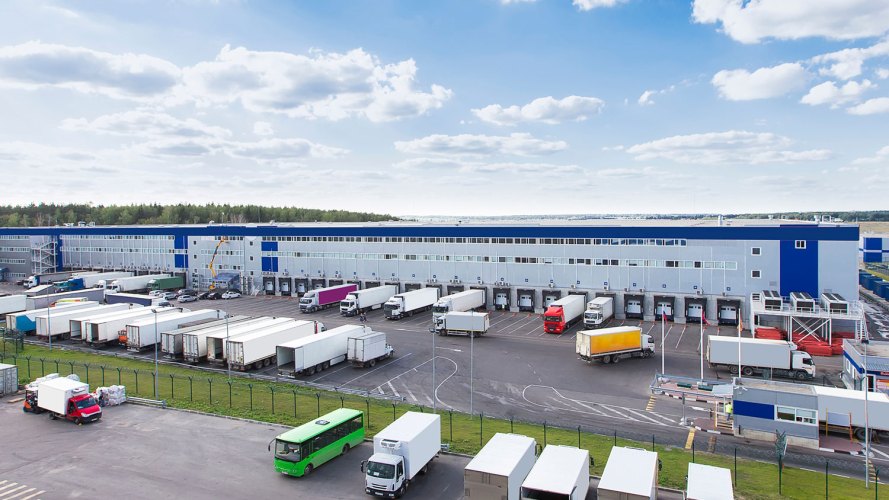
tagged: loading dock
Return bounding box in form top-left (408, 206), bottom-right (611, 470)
top-left (567, 290), bottom-right (588, 302)
top-left (328, 279), bottom-right (344, 286)
top-left (517, 288), bottom-right (535, 312)
top-left (294, 278), bottom-right (309, 296)
top-left (364, 280), bottom-right (381, 289)
top-left (790, 291), bottom-right (815, 312)
top-left (404, 282), bottom-right (423, 292)
top-left (447, 284), bottom-right (466, 295)
top-left (541, 290), bottom-right (561, 309)
top-left (385, 281), bottom-right (401, 293)
top-left (716, 298), bottom-right (741, 326)
top-left (469, 285), bottom-right (488, 308)
top-left (278, 277), bottom-right (292, 296)
top-left (262, 276), bottom-right (276, 295)
top-left (686, 296), bottom-right (707, 322)
top-left (493, 287), bottom-right (510, 310)
top-left (624, 293), bottom-right (644, 320)
top-left (654, 294), bottom-right (675, 321)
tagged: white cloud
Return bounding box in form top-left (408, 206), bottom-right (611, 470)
top-left (847, 97), bottom-right (889, 115)
top-left (60, 110), bottom-right (231, 139)
top-left (395, 133), bottom-right (567, 157)
top-left (395, 157), bottom-right (580, 174)
top-left (711, 63), bottom-right (807, 100)
top-left (800, 80), bottom-right (875, 108)
top-left (852, 145), bottom-right (889, 164)
top-left (501, 0), bottom-right (536, 4)
top-left (625, 130), bottom-right (831, 165)
top-left (0, 41), bottom-right (180, 100)
top-left (573, 0), bottom-right (626, 11)
top-left (811, 39), bottom-right (889, 80)
top-left (253, 121), bottom-right (274, 136)
top-left (223, 138), bottom-right (348, 162)
top-left (42, 5), bottom-right (80, 19)
top-left (637, 85), bottom-right (676, 106)
top-left (692, 0), bottom-right (889, 44)
top-left (472, 96), bottom-right (604, 126)
top-left (878, 69), bottom-right (889, 79)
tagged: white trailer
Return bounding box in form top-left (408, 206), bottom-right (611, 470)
top-left (277, 324), bottom-right (366, 376)
top-left (182, 317), bottom-right (273, 363)
top-left (707, 337), bottom-right (815, 380)
top-left (227, 319), bottom-right (322, 370)
top-left (362, 412), bottom-right (441, 498)
top-left (7, 302), bottom-right (99, 333)
top-left (26, 288), bottom-right (105, 309)
top-left (125, 309), bottom-right (222, 351)
top-left (434, 311), bottom-right (490, 337)
top-left (205, 317), bottom-right (295, 364)
top-left (598, 446), bottom-right (657, 500)
top-left (520, 445), bottom-right (589, 500)
top-left (384, 287), bottom-right (439, 320)
top-left (105, 273), bottom-right (170, 293)
top-left (465, 433), bottom-right (537, 500)
top-left (347, 331), bottom-right (394, 367)
top-left (583, 296), bottom-right (614, 328)
top-left (812, 385), bottom-right (889, 439)
top-left (36, 304), bottom-right (131, 339)
top-left (687, 463), bottom-right (733, 500)
top-left (84, 307), bottom-right (176, 345)
top-left (161, 316), bottom-right (250, 359)
top-left (340, 285), bottom-right (398, 316)
top-left (432, 289), bottom-right (485, 322)
top-left (0, 295), bottom-right (26, 316)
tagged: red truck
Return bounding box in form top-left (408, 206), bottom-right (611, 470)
top-left (542, 295), bottom-right (587, 334)
top-left (23, 376), bottom-right (102, 425)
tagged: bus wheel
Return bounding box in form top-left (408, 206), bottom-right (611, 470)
top-left (342, 444), bottom-right (350, 455)
top-left (304, 464), bottom-right (313, 476)
top-left (602, 355), bottom-right (611, 364)
top-left (742, 367), bottom-right (754, 376)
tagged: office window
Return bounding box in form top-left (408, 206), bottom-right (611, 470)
top-left (776, 406), bottom-right (816, 425)
top-left (795, 240), bottom-right (806, 249)
top-left (751, 270), bottom-right (761, 279)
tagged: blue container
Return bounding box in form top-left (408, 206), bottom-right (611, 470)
top-left (863, 275), bottom-right (876, 289)
top-left (870, 279), bottom-right (885, 293)
top-left (860, 273), bottom-right (870, 286)
top-left (880, 283), bottom-right (889, 301)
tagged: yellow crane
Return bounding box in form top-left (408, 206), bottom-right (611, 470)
top-left (208, 237), bottom-right (228, 290)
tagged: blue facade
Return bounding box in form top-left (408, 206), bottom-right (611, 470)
top-left (733, 400), bottom-right (774, 420)
top-left (261, 256), bottom-right (279, 272)
top-left (779, 240), bottom-right (818, 297)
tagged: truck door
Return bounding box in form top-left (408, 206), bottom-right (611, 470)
top-left (68, 401), bottom-right (77, 418)
top-left (397, 462), bottom-right (404, 484)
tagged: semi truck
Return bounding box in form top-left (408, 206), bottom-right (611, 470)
top-left (0, 294), bottom-right (26, 316)
top-left (520, 445), bottom-right (589, 500)
top-left (707, 337), bottom-right (815, 380)
top-left (340, 285), bottom-right (398, 316)
top-left (205, 317), bottom-right (295, 365)
top-left (812, 385), bottom-right (889, 440)
top-left (299, 283), bottom-right (358, 313)
top-left (576, 326), bottom-right (655, 364)
top-left (433, 311), bottom-right (490, 337)
top-left (83, 307), bottom-right (175, 346)
top-left (6, 301), bottom-right (98, 333)
top-left (543, 295), bottom-right (586, 334)
top-left (347, 331), bottom-right (394, 368)
top-left (384, 287), bottom-right (439, 320)
top-left (464, 433), bottom-right (537, 500)
top-left (55, 272), bottom-right (133, 292)
top-left (147, 276), bottom-right (185, 292)
top-left (104, 274), bottom-right (171, 294)
top-left (227, 319), bottom-right (323, 371)
top-left (362, 411), bottom-right (440, 498)
top-left (583, 296), bottom-right (614, 329)
top-left (182, 317), bottom-right (273, 364)
top-left (598, 446), bottom-right (658, 500)
top-left (26, 288), bottom-right (105, 310)
top-left (277, 324), bottom-right (367, 376)
top-left (35, 303), bottom-right (131, 340)
top-left (161, 316), bottom-right (250, 359)
top-left (25, 271), bottom-right (79, 289)
top-left (431, 289), bottom-right (485, 323)
top-left (105, 292), bottom-right (168, 307)
top-left (124, 309), bottom-right (221, 351)
top-left (23, 376), bottom-right (102, 424)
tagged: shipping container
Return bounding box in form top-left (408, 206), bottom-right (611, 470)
top-left (227, 319), bottom-right (321, 370)
top-left (277, 324), bottom-right (367, 376)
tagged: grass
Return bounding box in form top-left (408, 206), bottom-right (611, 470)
top-left (2, 342), bottom-right (884, 499)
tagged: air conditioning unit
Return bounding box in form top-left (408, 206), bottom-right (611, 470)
top-left (498, 280), bottom-right (508, 286)
top-left (696, 290), bottom-right (704, 295)
top-left (548, 282), bottom-right (555, 288)
top-left (477, 279), bottom-right (483, 285)
top-left (570, 284), bottom-right (576, 289)
top-left (603, 284), bottom-right (609, 291)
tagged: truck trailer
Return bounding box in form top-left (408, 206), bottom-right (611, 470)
top-left (182, 317), bottom-right (272, 363)
top-left (686, 463), bottom-right (734, 500)
top-left (147, 276), bottom-right (185, 292)
top-left (161, 316), bottom-right (250, 359)
top-left (434, 311), bottom-right (490, 337)
top-left (26, 288), bottom-right (105, 310)
top-left (0, 294), bottom-right (26, 316)
top-left (520, 445), bottom-right (589, 500)
top-left (340, 285), bottom-right (398, 316)
top-left (299, 283), bottom-right (358, 313)
top-left (431, 289), bottom-right (485, 323)
top-left (56, 272), bottom-right (133, 292)
top-left (71, 306), bottom-right (144, 340)
top-left (25, 271), bottom-right (79, 289)
top-left (205, 317), bottom-right (295, 364)
top-left (84, 307), bottom-right (176, 346)
top-left (227, 319), bottom-right (323, 370)
top-left (543, 295), bottom-right (586, 334)
top-left (576, 326), bottom-right (655, 364)
top-left (464, 433), bottom-right (537, 500)
top-left (25, 376), bottom-right (102, 424)
top-left (707, 337), bottom-right (815, 380)
top-left (6, 301), bottom-right (98, 333)
top-left (362, 411), bottom-right (441, 498)
top-left (277, 324), bottom-right (367, 376)
top-left (384, 287), bottom-right (440, 320)
top-left (812, 385), bottom-right (889, 440)
top-left (125, 309), bottom-right (221, 351)
top-left (597, 446), bottom-right (658, 500)
top-left (105, 292), bottom-right (168, 307)
top-left (36, 303), bottom-right (131, 340)
top-left (347, 331), bottom-right (394, 368)
top-left (104, 274), bottom-right (171, 293)
top-left (583, 296), bottom-right (614, 329)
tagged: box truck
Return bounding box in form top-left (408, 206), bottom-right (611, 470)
top-left (161, 316), bottom-right (250, 359)
top-left (431, 289), bottom-right (485, 324)
top-left (348, 331), bottom-right (394, 368)
top-left (576, 326), bottom-right (655, 364)
top-left (56, 272), bottom-right (133, 292)
top-left (182, 317), bottom-right (272, 363)
top-left (465, 433), bottom-right (537, 500)
top-left (299, 283), bottom-right (358, 313)
top-left (147, 276), bottom-right (185, 292)
top-left (205, 317), bottom-right (295, 364)
top-left (384, 287), bottom-right (439, 320)
top-left (597, 447), bottom-right (658, 500)
top-left (434, 311), bottom-right (490, 337)
top-left (26, 288), bottom-right (105, 310)
top-left (277, 324), bottom-right (367, 376)
top-left (812, 385), bottom-right (889, 440)
top-left (84, 308), bottom-right (175, 346)
top-left (583, 296), bottom-right (614, 329)
top-left (36, 303), bottom-right (131, 340)
top-left (707, 337), bottom-right (815, 380)
top-left (227, 319), bottom-right (323, 370)
top-left (362, 412), bottom-right (441, 498)
top-left (0, 294), bottom-right (26, 316)
top-left (543, 295), bottom-right (586, 334)
top-left (6, 301), bottom-right (98, 333)
top-left (104, 274), bottom-right (170, 293)
top-left (340, 285), bottom-right (398, 316)
top-left (686, 463), bottom-right (733, 500)
top-left (125, 309), bottom-right (221, 351)
top-left (520, 445), bottom-right (589, 500)
top-left (24, 376), bottom-right (102, 424)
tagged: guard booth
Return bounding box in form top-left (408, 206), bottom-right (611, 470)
top-left (278, 276), bottom-right (292, 296)
top-left (717, 298), bottom-right (741, 325)
top-left (517, 288), bottom-right (535, 312)
top-left (262, 276), bottom-right (276, 295)
top-left (447, 284), bottom-right (466, 295)
top-left (294, 278), bottom-right (309, 296)
top-left (493, 286), bottom-right (510, 310)
top-left (624, 293), bottom-right (644, 320)
top-left (686, 296), bottom-right (708, 322)
top-left (654, 295), bottom-right (675, 321)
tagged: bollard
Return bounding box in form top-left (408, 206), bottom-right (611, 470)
top-left (480, 413), bottom-right (484, 447)
top-left (208, 378), bottom-right (213, 404)
top-left (316, 393), bottom-right (320, 417)
top-left (292, 390), bottom-right (297, 418)
top-left (249, 383), bottom-right (253, 411)
top-left (228, 381), bottom-right (233, 408)
top-left (271, 387), bottom-right (276, 414)
top-left (188, 376), bottom-right (193, 401)
top-left (101, 366), bottom-right (105, 386)
top-left (169, 374), bottom-right (174, 399)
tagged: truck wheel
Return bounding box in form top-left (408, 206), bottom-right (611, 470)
top-left (307, 366), bottom-right (316, 375)
top-left (49, 413), bottom-right (56, 420)
top-left (796, 371), bottom-right (808, 380)
top-left (369, 359), bottom-right (376, 368)
top-left (420, 463), bottom-right (428, 475)
top-left (602, 355), bottom-right (611, 364)
top-left (855, 428), bottom-right (868, 441)
top-left (729, 365), bottom-right (739, 375)
top-left (612, 355), bottom-right (621, 364)
top-left (75, 418), bottom-right (83, 426)
top-left (322, 361), bottom-right (330, 370)
top-left (263, 358), bottom-right (271, 367)
top-left (741, 367), bottom-right (754, 376)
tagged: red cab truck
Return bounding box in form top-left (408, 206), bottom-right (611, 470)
top-left (23, 376), bottom-right (102, 425)
top-left (543, 295), bottom-right (586, 334)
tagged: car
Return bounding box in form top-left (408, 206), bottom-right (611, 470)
top-left (176, 288), bottom-right (197, 297)
top-left (155, 300), bottom-right (172, 307)
top-left (221, 291), bottom-right (241, 299)
top-left (204, 291), bottom-right (222, 300)
top-left (178, 295), bottom-right (197, 303)
top-left (161, 291), bottom-right (177, 300)
top-left (148, 290), bottom-right (164, 298)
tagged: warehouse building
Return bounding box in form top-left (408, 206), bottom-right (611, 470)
top-left (0, 220), bottom-right (858, 321)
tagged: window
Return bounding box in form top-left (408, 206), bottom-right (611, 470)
top-left (795, 240), bottom-right (806, 249)
top-left (751, 270), bottom-right (761, 279)
top-left (751, 247), bottom-right (761, 256)
top-left (776, 406), bottom-right (816, 425)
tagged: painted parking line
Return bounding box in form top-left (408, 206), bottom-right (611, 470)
top-left (0, 482), bottom-right (44, 500)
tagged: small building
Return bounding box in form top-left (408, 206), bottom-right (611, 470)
top-left (686, 463), bottom-right (733, 500)
top-left (842, 339), bottom-right (889, 393)
top-left (732, 378), bottom-right (819, 449)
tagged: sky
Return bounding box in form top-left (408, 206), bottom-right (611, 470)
top-left (0, 0), bottom-right (888, 217)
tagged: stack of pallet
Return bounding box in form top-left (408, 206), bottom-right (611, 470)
top-left (754, 326), bottom-right (785, 340)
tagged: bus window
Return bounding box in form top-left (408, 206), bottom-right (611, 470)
top-left (275, 440), bottom-right (301, 462)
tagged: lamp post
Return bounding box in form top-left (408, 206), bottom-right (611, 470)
top-left (470, 328), bottom-right (474, 416)
top-left (46, 297), bottom-right (52, 352)
top-left (151, 308), bottom-right (159, 399)
top-left (864, 338), bottom-right (871, 488)
top-left (225, 313), bottom-right (231, 381)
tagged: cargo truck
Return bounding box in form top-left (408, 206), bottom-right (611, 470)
top-left (362, 412), bottom-right (441, 498)
top-left (84, 307), bottom-right (175, 346)
top-left (25, 271), bottom-right (78, 289)
top-left (105, 292), bottom-right (168, 307)
top-left (812, 385), bottom-right (889, 440)
top-left (182, 317), bottom-right (273, 363)
top-left (431, 289), bottom-right (485, 324)
top-left (707, 337), bottom-right (815, 380)
top-left (26, 288), bottom-right (105, 310)
top-left (104, 274), bottom-right (171, 294)
top-left (384, 287), bottom-right (439, 320)
top-left (161, 316), bottom-right (250, 359)
top-left (72, 306), bottom-right (144, 341)
top-left (433, 311), bottom-right (490, 337)
top-left (24, 376), bottom-right (102, 424)
top-left (348, 331), bottom-right (394, 368)
top-left (36, 303), bottom-right (131, 340)
top-left (543, 295), bottom-right (586, 334)
top-left (597, 446), bottom-right (658, 500)
top-left (227, 319), bottom-right (323, 370)
top-left (299, 283), bottom-right (358, 313)
top-left (576, 326), bottom-right (655, 364)
top-left (205, 317), bottom-right (295, 364)
top-left (340, 285), bottom-right (398, 316)
top-left (277, 324), bottom-right (367, 376)
top-left (583, 296), bottom-right (614, 329)
top-left (147, 275), bottom-right (185, 292)
top-left (6, 301), bottom-right (98, 333)
top-left (0, 294), bottom-right (26, 316)
top-left (125, 309), bottom-right (221, 351)
top-left (464, 433), bottom-right (537, 500)
top-left (55, 272), bottom-right (133, 292)
top-left (520, 445), bottom-right (589, 500)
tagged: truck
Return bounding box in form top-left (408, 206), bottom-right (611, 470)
top-left (205, 317), bottom-right (295, 364)
top-left (35, 303), bottom-right (131, 340)
top-left (384, 287), bottom-right (439, 320)
top-left (348, 331), bottom-right (394, 368)
top-left (6, 301), bottom-right (98, 333)
top-left (26, 288), bottom-right (105, 310)
top-left (227, 319), bottom-right (323, 370)
top-left (104, 274), bottom-right (171, 294)
top-left (597, 446), bottom-right (658, 500)
top-left (83, 307), bottom-right (175, 346)
top-left (55, 272), bottom-right (133, 292)
top-left (543, 294), bottom-right (586, 334)
top-left (277, 324), bottom-right (367, 376)
top-left (431, 289), bottom-right (485, 324)
top-left (147, 275), bottom-right (185, 292)
top-left (125, 309), bottom-right (222, 351)
top-left (812, 385), bottom-right (889, 440)
top-left (340, 285), bottom-right (398, 316)
top-left (362, 411), bottom-right (441, 498)
top-left (105, 292), bottom-right (168, 307)
top-left (182, 317), bottom-right (273, 364)
top-left (299, 283), bottom-right (359, 313)
top-left (0, 294), bottom-right (26, 316)
top-left (433, 311), bottom-right (490, 337)
top-left (464, 433), bottom-right (537, 500)
top-left (25, 271), bottom-right (79, 289)
top-left (161, 316), bottom-right (250, 359)
top-left (707, 337), bottom-right (815, 380)
top-left (576, 326), bottom-right (655, 364)
top-left (520, 445), bottom-right (589, 500)
top-left (583, 296), bottom-right (614, 329)
top-left (24, 376), bottom-right (102, 424)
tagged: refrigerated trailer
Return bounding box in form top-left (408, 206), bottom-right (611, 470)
top-left (7, 302), bottom-right (99, 333)
top-left (125, 309), bottom-right (222, 351)
top-left (432, 289), bottom-right (485, 321)
top-left (84, 308), bottom-right (176, 346)
top-left (182, 317), bottom-right (274, 364)
top-left (583, 296), bottom-right (614, 329)
top-left (0, 295), bottom-right (26, 316)
top-left (707, 337), bottom-right (815, 380)
top-left (227, 319), bottom-right (323, 370)
top-left (384, 287), bottom-right (440, 320)
top-left (340, 285), bottom-right (398, 316)
top-left (520, 445), bottom-right (589, 500)
top-left (205, 317), bottom-right (295, 364)
top-left (465, 433), bottom-right (537, 500)
top-left (26, 288), bottom-right (105, 310)
top-left (347, 331), bottom-right (394, 367)
top-left (36, 304), bottom-right (131, 340)
top-left (598, 446), bottom-right (658, 500)
top-left (277, 324), bottom-right (368, 376)
top-left (434, 311), bottom-right (490, 337)
top-left (105, 292), bottom-right (166, 307)
top-left (161, 316), bottom-right (251, 359)
top-left (812, 385), bottom-right (889, 439)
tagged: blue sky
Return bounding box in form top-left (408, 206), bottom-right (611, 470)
top-left (0, 0), bottom-right (888, 216)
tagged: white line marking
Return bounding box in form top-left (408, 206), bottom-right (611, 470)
top-left (872, 448), bottom-right (889, 460)
top-left (386, 381), bottom-right (401, 399)
top-left (0, 486), bottom-right (26, 498)
top-left (404, 386), bottom-right (418, 403)
top-left (0, 484), bottom-right (19, 493)
top-left (339, 352), bottom-right (414, 386)
top-left (436, 347), bottom-right (462, 352)
top-left (4, 488), bottom-right (36, 500)
top-left (19, 491), bottom-right (44, 500)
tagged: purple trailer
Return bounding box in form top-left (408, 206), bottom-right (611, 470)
top-left (298, 283), bottom-right (359, 313)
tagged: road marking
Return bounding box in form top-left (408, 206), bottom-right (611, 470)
top-left (310, 362), bottom-right (354, 382)
top-left (872, 448), bottom-right (889, 460)
top-left (4, 488), bottom-right (37, 500)
top-left (404, 386), bottom-right (418, 403)
top-left (436, 347), bottom-right (462, 352)
top-left (339, 352), bottom-right (414, 386)
top-left (19, 490), bottom-right (44, 500)
top-left (386, 381), bottom-right (401, 399)
top-left (685, 428), bottom-right (696, 450)
top-left (0, 484), bottom-right (18, 493)
top-left (0, 486), bottom-right (26, 498)
top-left (675, 326), bottom-right (687, 349)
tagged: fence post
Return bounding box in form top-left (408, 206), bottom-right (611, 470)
top-left (544, 421), bottom-right (547, 446)
top-left (249, 384), bottom-right (253, 411)
top-left (734, 447), bottom-right (738, 487)
top-left (479, 413), bottom-right (484, 447)
top-left (875, 468), bottom-right (879, 499)
top-left (366, 399), bottom-right (371, 430)
top-left (692, 440), bottom-right (695, 462)
top-left (292, 390), bottom-right (297, 418)
top-left (134, 370), bottom-right (139, 394)
top-left (101, 365), bottom-right (105, 386)
top-left (68, 361), bottom-right (74, 375)
top-left (117, 367), bottom-right (121, 385)
top-left (208, 378), bottom-right (213, 404)
top-left (54, 359), bottom-right (59, 373)
top-left (340, 396), bottom-right (344, 408)
top-left (271, 386), bottom-right (276, 414)
top-left (169, 374), bottom-right (174, 399)
top-left (652, 434), bottom-right (655, 451)
top-left (228, 381), bottom-right (233, 408)
top-left (578, 426), bottom-right (582, 449)
top-left (614, 429), bottom-right (617, 446)
top-left (391, 402), bottom-right (396, 421)
top-left (188, 376), bottom-right (193, 401)
top-left (25, 356), bottom-right (30, 379)
top-left (85, 363), bottom-right (89, 385)
top-left (510, 417), bottom-right (514, 433)
top-left (316, 393), bottom-right (321, 417)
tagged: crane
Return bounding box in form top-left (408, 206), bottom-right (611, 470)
top-left (207, 237), bottom-right (228, 290)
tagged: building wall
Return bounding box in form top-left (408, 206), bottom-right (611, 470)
top-left (0, 234), bottom-right (32, 281)
top-left (733, 386), bottom-right (819, 441)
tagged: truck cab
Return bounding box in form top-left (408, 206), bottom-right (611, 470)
top-left (543, 306), bottom-right (567, 333)
top-left (299, 292), bottom-right (318, 312)
top-left (793, 351), bottom-right (816, 376)
top-left (583, 309), bottom-right (605, 327)
top-left (340, 296), bottom-right (359, 316)
top-left (62, 394), bottom-right (102, 424)
top-left (364, 453), bottom-right (406, 498)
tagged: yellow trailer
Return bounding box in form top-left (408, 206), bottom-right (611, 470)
top-left (576, 326), bottom-right (655, 364)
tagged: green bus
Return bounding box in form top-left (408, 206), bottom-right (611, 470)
top-left (271, 408), bottom-right (365, 477)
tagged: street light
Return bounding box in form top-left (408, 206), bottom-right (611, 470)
top-left (863, 338), bottom-right (871, 489)
top-left (151, 308), bottom-right (159, 399)
top-left (225, 313), bottom-right (231, 381)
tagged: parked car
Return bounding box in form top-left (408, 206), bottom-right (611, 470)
top-left (221, 290), bottom-right (241, 299)
top-left (204, 291), bottom-right (222, 300)
top-left (177, 288), bottom-right (197, 297)
top-left (156, 300), bottom-right (172, 307)
top-left (178, 294), bottom-right (197, 303)
top-left (161, 291), bottom-right (177, 300)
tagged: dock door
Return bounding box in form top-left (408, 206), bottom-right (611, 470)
top-left (517, 288), bottom-right (535, 312)
top-left (447, 284), bottom-right (466, 295)
top-left (310, 278), bottom-right (327, 289)
top-left (263, 276), bottom-right (276, 295)
top-left (716, 298), bottom-right (741, 325)
top-left (278, 277), bottom-right (292, 296)
top-left (654, 295), bottom-right (675, 321)
top-left (624, 293), bottom-right (644, 319)
top-left (294, 278), bottom-right (308, 296)
top-left (493, 286), bottom-right (510, 310)
top-left (542, 290), bottom-right (561, 309)
top-left (686, 296), bottom-right (708, 322)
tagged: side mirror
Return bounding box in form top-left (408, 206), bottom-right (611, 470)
top-left (360, 461), bottom-right (366, 473)
top-left (267, 438), bottom-right (275, 452)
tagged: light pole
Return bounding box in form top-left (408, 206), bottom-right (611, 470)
top-left (470, 329), bottom-right (474, 415)
top-left (151, 308), bottom-right (159, 399)
top-left (864, 338), bottom-right (871, 488)
top-left (432, 321), bottom-right (436, 413)
top-left (46, 298), bottom-right (52, 351)
top-left (225, 314), bottom-right (231, 381)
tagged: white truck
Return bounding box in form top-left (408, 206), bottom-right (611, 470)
top-left (227, 319), bottom-right (323, 371)
top-left (83, 307), bottom-right (175, 346)
top-left (686, 463), bottom-right (733, 500)
top-left (0, 295), bottom-right (26, 316)
top-left (707, 337), bottom-right (815, 380)
top-left (465, 433), bottom-right (537, 500)
top-left (161, 316), bottom-right (250, 359)
top-left (431, 289), bottom-right (485, 323)
top-left (7, 301), bottom-right (98, 334)
top-left (348, 331), bottom-right (394, 368)
top-left (583, 296), bottom-right (614, 329)
top-left (340, 285), bottom-right (398, 316)
top-left (35, 304), bottom-right (131, 340)
top-left (205, 317), bottom-right (295, 364)
top-left (26, 288), bottom-right (105, 310)
top-left (182, 317), bottom-right (273, 363)
top-left (576, 326), bottom-right (655, 364)
top-left (433, 311), bottom-right (490, 337)
top-left (812, 385), bottom-right (889, 440)
top-left (104, 273), bottom-right (171, 294)
top-left (598, 446), bottom-right (658, 500)
top-left (125, 309), bottom-right (222, 351)
top-left (384, 287), bottom-right (440, 320)
top-left (277, 324), bottom-right (367, 376)
top-left (362, 412), bottom-right (441, 498)
top-left (520, 445), bottom-right (589, 500)
top-left (32, 377), bottom-right (102, 424)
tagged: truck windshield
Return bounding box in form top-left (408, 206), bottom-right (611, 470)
top-left (366, 461), bottom-right (395, 479)
top-left (802, 357), bottom-right (814, 365)
top-left (431, 306), bottom-right (448, 314)
top-left (299, 298), bottom-right (312, 305)
top-left (544, 315), bottom-right (561, 322)
top-left (275, 440), bottom-right (301, 462)
top-left (76, 397), bottom-right (98, 409)
top-left (383, 304), bottom-right (398, 312)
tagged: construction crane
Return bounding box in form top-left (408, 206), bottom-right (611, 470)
top-left (208, 237), bottom-right (228, 290)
